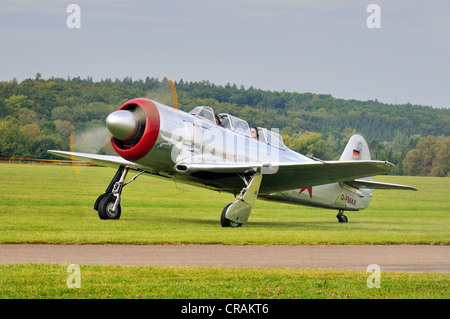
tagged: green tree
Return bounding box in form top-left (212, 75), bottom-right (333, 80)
top-left (286, 132), bottom-right (332, 158)
top-left (403, 136), bottom-right (450, 177)
top-left (5, 95), bottom-right (34, 114)
top-left (32, 135), bottom-right (64, 159)
top-left (17, 108), bottom-right (38, 126)
top-left (0, 97), bottom-right (11, 117)
top-left (0, 116), bottom-right (33, 158)
top-left (54, 120), bottom-right (75, 142)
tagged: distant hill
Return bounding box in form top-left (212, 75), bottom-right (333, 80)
top-left (0, 75), bottom-right (449, 175)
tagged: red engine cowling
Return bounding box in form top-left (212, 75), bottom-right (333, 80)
top-left (109, 98), bottom-right (160, 162)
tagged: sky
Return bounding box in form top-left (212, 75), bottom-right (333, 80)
top-left (0, 0), bottom-right (449, 108)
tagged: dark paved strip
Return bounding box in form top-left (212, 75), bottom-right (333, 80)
top-left (1, 244), bottom-right (449, 273)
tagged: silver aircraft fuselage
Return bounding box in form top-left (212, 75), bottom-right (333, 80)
top-left (111, 99), bottom-right (371, 212)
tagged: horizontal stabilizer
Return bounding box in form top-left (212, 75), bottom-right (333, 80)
top-left (344, 179), bottom-right (417, 191)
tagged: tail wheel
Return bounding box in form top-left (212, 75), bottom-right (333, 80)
top-left (337, 210), bottom-right (348, 223)
top-left (98, 195), bottom-right (121, 220)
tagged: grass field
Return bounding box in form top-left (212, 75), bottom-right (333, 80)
top-left (0, 163), bottom-right (449, 245)
top-left (0, 264), bottom-right (447, 299)
top-left (1, 163), bottom-right (449, 300)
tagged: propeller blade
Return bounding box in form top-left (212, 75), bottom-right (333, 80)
top-left (69, 131), bottom-right (80, 175)
top-left (168, 77), bottom-right (178, 110)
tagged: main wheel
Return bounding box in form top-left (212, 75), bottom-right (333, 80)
top-left (221, 203), bottom-right (242, 227)
top-left (97, 195), bottom-right (121, 220)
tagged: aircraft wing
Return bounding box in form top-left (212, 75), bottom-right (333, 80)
top-left (344, 179), bottom-right (418, 191)
top-left (176, 160), bottom-right (398, 193)
top-left (48, 150), bottom-right (145, 170)
top-left (49, 150), bottom-right (410, 193)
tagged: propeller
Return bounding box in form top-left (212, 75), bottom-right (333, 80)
top-left (168, 76), bottom-right (178, 110)
top-left (69, 131), bottom-right (79, 175)
top-left (68, 76), bottom-right (179, 174)
top-left (69, 126), bottom-right (110, 174)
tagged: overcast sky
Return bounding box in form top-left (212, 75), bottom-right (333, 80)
top-left (1, 0), bottom-right (449, 108)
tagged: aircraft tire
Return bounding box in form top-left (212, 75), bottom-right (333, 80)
top-left (98, 195), bottom-right (121, 220)
top-left (220, 203), bottom-right (242, 227)
top-left (340, 215), bottom-right (348, 223)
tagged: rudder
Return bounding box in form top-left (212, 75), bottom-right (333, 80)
top-left (339, 134), bottom-right (371, 161)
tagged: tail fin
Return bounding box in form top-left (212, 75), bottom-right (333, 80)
top-left (339, 134), bottom-right (371, 161)
top-left (338, 134), bottom-right (417, 191)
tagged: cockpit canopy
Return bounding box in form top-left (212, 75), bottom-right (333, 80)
top-left (257, 127), bottom-right (285, 149)
top-left (188, 106), bottom-right (285, 149)
top-left (188, 106), bottom-right (215, 123)
top-left (217, 113), bottom-right (250, 136)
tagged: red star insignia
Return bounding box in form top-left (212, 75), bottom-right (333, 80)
top-left (299, 187), bottom-right (313, 198)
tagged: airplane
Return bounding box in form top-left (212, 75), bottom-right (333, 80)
top-left (49, 98), bottom-right (417, 227)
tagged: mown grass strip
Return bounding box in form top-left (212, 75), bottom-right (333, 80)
top-left (0, 164), bottom-right (449, 245)
top-left (0, 264), bottom-right (448, 299)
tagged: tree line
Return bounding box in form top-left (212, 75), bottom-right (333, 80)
top-left (0, 74), bottom-right (448, 176)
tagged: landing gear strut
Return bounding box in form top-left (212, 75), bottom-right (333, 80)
top-left (94, 165), bottom-right (144, 220)
top-left (221, 171), bottom-right (263, 227)
top-left (336, 209), bottom-right (348, 223)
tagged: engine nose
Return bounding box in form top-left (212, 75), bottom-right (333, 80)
top-left (109, 98), bottom-right (160, 161)
top-left (106, 110), bottom-right (137, 141)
